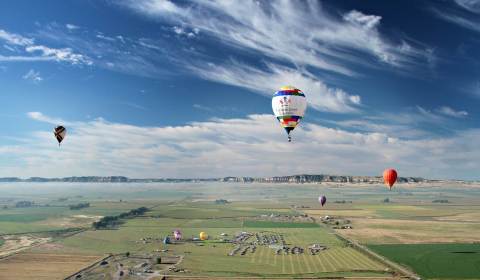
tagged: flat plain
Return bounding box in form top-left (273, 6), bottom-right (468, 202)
top-left (0, 181), bottom-right (479, 279)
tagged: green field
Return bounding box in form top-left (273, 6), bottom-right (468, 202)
top-left (244, 220), bottom-right (320, 228)
top-left (369, 243), bottom-right (480, 279)
top-left (57, 216), bottom-right (388, 277)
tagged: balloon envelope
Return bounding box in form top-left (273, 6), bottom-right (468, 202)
top-left (173, 230), bottom-right (182, 240)
top-left (272, 86), bottom-right (307, 141)
top-left (383, 169), bottom-right (398, 189)
top-left (199, 232), bottom-right (208, 241)
top-left (163, 236), bottom-right (171, 244)
top-left (319, 195), bottom-right (327, 206)
top-left (53, 126), bottom-right (66, 145)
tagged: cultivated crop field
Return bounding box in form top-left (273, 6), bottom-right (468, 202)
top-left (369, 243), bottom-right (480, 279)
top-left (0, 252), bottom-right (101, 280)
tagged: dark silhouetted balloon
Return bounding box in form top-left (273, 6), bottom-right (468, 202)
top-left (319, 195), bottom-right (327, 206)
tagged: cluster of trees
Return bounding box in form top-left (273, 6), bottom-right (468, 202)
top-left (334, 200), bottom-right (352, 204)
top-left (15, 201), bottom-right (34, 208)
top-left (69, 202), bottom-right (90, 210)
top-left (432, 199), bottom-right (450, 203)
top-left (215, 199), bottom-right (229, 204)
top-left (92, 207), bottom-right (149, 229)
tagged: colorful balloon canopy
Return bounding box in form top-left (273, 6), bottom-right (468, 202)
top-left (53, 126), bottom-right (66, 146)
top-left (319, 195), bottom-right (327, 206)
top-left (272, 85), bottom-right (307, 142)
top-left (199, 232), bottom-right (208, 241)
top-left (173, 229), bottom-right (182, 240)
top-left (383, 169), bottom-right (398, 190)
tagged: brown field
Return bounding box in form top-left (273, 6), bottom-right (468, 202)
top-left (337, 218), bottom-right (480, 244)
top-left (0, 235), bottom-right (50, 258)
top-left (37, 215), bottom-right (102, 228)
top-left (0, 252), bottom-right (101, 280)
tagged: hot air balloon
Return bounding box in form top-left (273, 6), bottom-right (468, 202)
top-left (199, 232), bottom-right (208, 241)
top-left (383, 169), bottom-right (398, 190)
top-left (53, 126), bottom-right (66, 146)
top-left (272, 86), bottom-right (307, 142)
top-left (173, 230), bottom-right (182, 241)
top-left (319, 195), bottom-right (327, 207)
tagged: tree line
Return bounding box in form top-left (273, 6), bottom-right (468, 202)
top-left (69, 202), bottom-right (90, 210)
top-left (92, 207), bottom-right (149, 229)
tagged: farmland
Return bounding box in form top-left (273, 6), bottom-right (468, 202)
top-left (0, 181), bottom-right (479, 279)
top-left (369, 243), bottom-right (480, 279)
top-left (0, 252), bottom-right (101, 280)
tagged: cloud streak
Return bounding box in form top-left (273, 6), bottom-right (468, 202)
top-left (0, 28), bottom-right (92, 65)
top-left (187, 61), bottom-right (361, 112)
top-left (22, 69), bottom-right (43, 83)
top-left (121, 0), bottom-right (431, 75)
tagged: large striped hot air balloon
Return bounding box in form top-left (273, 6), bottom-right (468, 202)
top-left (272, 86), bottom-right (307, 142)
top-left (53, 126), bottom-right (66, 146)
top-left (383, 169), bottom-right (398, 190)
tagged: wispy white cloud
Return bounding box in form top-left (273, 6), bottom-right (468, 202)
top-left (187, 61), bottom-right (361, 113)
top-left (333, 105), bottom-right (468, 139)
top-left (120, 0), bottom-right (431, 75)
top-left (433, 9), bottom-right (480, 32)
top-left (25, 45), bottom-right (92, 65)
top-left (454, 0), bottom-right (480, 13)
top-left (27, 112), bottom-right (68, 125)
top-left (172, 26), bottom-right (197, 38)
top-left (22, 69), bottom-right (43, 83)
top-left (436, 106), bottom-right (468, 118)
top-left (122, 102), bottom-right (147, 111)
top-left (96, 33), bottom-right (116, 42)
top-left (40, 24), bottom-right (358, 112)
top-left (65, 23), bottom-right (80, 30)
top-left (0, 29), bottom-right (34, 46)
top-left (0, 28), bottom-right (92, 65)
top-left (433, 1), bottom-right (480, 32)
top-left (0, 112), bottom-right (477, 180)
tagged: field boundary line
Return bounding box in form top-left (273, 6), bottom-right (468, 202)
top-left (333, 231), bottom-right (418, 279)
top-left (63, 254), bottom-right (111, 280)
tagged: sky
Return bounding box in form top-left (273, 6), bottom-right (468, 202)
top-left (0, 0), bottom-right (479, 180)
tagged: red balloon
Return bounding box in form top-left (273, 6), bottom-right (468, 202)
top-left (383, 169), bottom-right (397, 189)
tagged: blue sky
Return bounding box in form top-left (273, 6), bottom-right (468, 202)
top-left (0, 0), bottom-right (479, 179)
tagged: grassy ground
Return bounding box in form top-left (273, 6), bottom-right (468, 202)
top-left (243, 220), bottom-right (319, 228)
top-left (51, 205), bottom-right (388, 277)
top-left (369, 243), bottom-right (480, 279)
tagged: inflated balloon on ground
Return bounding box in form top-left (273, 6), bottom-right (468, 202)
top-left (199, 232), bottom-right (208, 240)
